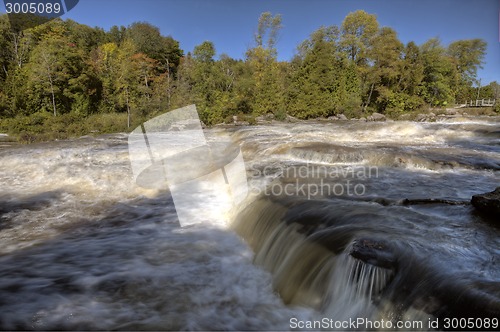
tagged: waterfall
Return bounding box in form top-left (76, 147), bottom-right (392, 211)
top-left (323, 253), bottom-right (394, 320)
top-left (232, 198), bottom-right (396, 320)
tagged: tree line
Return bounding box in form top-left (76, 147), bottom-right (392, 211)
top-left (0, 10), bottom-right (498, 132)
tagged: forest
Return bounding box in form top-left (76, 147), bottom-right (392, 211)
top-left (0, 10), bottom-right (499, 141)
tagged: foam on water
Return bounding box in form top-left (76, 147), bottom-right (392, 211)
top-left (1, 118), bottom-right (499, 330)
top-left (0, 134), bottom-right (314, 330)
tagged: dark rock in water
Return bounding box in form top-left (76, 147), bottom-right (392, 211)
top-left (0, 191), bottom-right (62, 216)
top-left (307, 225), bottom-right (368, 253)
top-left (471, 187), bottom-right (500, 218)
top-left (401, 198), bottom-right (469, 206)
top-left (349, 238), bottom-right (397, 269)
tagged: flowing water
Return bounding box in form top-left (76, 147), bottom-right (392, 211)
top-left (0, 117), bottom-right (499, 330)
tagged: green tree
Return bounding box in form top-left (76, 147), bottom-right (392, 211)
top-left (447, 39), bottom-right (487, 83)
top-left (191, 42), bottom-right (217, 122)
top-left (340, 10), bottom-right (379, 65)
top-left (125, 22), bottom-right (164, 59)
top-left (94, 42), bottom-right (116, 109)
top-left (0, 15), bottom-right (12, 81)
top-left (189, 42), bottom-right (235, 124)
top-left (254, 11), bottom-right (282, 51)
top-left (489, 81), bottom-right (500, 100)
top-left (288, 26), bottom-right (361, 118)
top-left (115, 39), bottom-right (138, 128)
top-left (193, 41), bottom-right (216, 63)
top-left (420, 38), bottom-right (456, 106)
top-left (107, 25), bottom-right (127, 45)
top-left (231, 58), bottom-right (254, 114)
top-left (247, 12), bottom-right (285, 116)
top-left (340, 10), bottom-right (380, 112)
top-left (171, 53), bottom-right (195, 109)
top-left (399, 42), bottom-right (425, 96)
top-left (123, 22), bottom-right (183, 114)
top-left (65, 19), bottom-right (106, 53)
top-left (125, 22), bottom-right (183, 73)
top-left (368, 27), bottom-right (404, 112)
top-left (26, 35), bottom-right (85, 116)
top-left (0, 14), bottom-right (35, 71)
top-left (447, 39), bottom-right (487, 102)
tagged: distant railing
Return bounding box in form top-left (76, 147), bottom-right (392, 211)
top-left (465, 99), bottom-right (496, 107)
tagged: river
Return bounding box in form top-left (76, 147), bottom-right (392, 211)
top-left (0, 117), bottom-right (499, 330)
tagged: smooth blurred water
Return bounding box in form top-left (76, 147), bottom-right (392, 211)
top-left (0, 117), bottom-right (499, 330)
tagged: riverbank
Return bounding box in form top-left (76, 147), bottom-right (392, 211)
top-left (0, 112), bottom-right (137, 144)
top-left (0, 106), bottom-right (498, 143)
top-left (247, 107), bottom-right (499, 125)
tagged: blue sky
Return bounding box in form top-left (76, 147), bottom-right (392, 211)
top-left (2, 0), bottom-right (499, 84)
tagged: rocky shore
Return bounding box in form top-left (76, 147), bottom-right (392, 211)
top-left (226, 107), bottom-right (498, 126)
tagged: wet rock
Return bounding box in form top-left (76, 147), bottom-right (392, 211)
top-left (0, 134), bottom-right (13, 143)
top-left (471, 187), bottom-right (500, 218)
top-left (401, 198), bottom-right (469, 206)
top-left (337, 114), bottom-right (348, 120)
top-left (370, 112), bottom-right (386, 122)
top-left (285, 115), bottom-right (299, 123)
top-left (307, 227), bottom-right (359, 253)
top-left (349, 238), bottom-right (397, 269)
top-left (234, 121), bottom-right (250, 126)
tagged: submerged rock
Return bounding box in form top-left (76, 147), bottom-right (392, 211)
top-left (471, 187), bottom-right (500, 218)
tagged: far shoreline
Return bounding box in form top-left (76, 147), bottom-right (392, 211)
top-left (0, 107), bottom-right (498, 144)
top-left (222, 107), bottom-right (499, 127)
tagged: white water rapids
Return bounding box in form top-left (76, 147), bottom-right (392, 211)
top-left (0, 117), bottom-right (499, 330)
